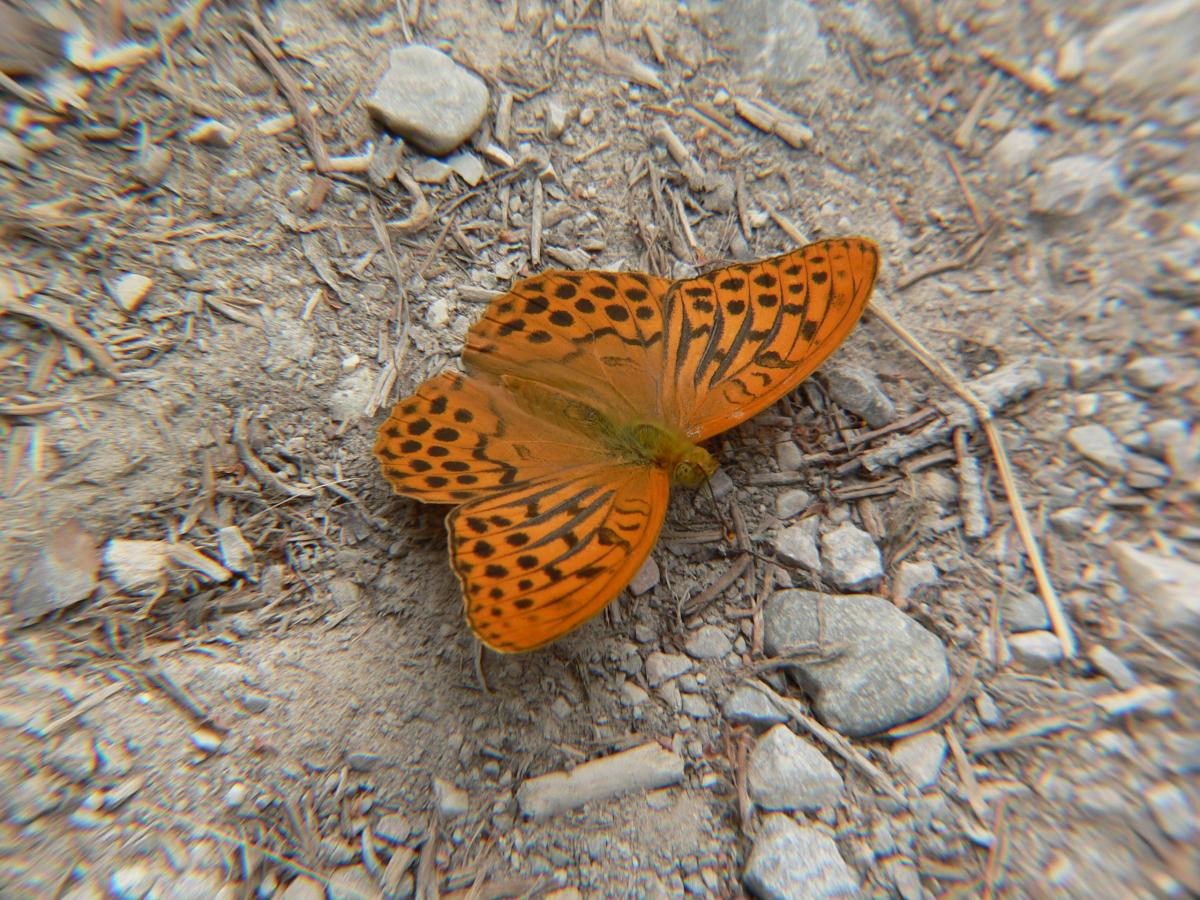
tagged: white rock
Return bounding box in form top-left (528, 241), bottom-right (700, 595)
top-left (1111, 542), bottom-right (1200, 632)
top-left (821, 522), bottom-right (883, 590)
top-left (893, 560), bottom-right (939, 604)
top-left (775, 517), bottom-right (820, 571)
top-left (108, 273), bottom-right (153, 313)
top-left (327, 367), bottom-right (375, 422)
top-left (217, 525), bottom-right (256, 576)
top-left (620, 682), bottom-right (649, 707)
top-left (1145, 781), bottom-right (1197, 842)
top-left (1009, 631), bottom-right (1064, 671)
top-left (684, 625), bottom-right (733, 660)
top-left (891, 731), bottom-right (947, 788)
top-left (1067, 424), bottom-right (1127, 472)
top-left (775, 488), bottom-right (812, 519)
top-left (447, 150), bottom-right (484, 186)
top-left (748, 725), bottom-right (844, 811)
top-left (1030, 155), bottom-right (1121, 217)
top-left (645, 651), bottom-right (691, 687)
top-left (104, 539), bottom-right (168, 592)
top-left (988, 127), bottom-right (1041, 181)
top-left (1125, 356), bottom-right (1175, 390)
top-left (743, 815), bottom-right (859, 898)
top-left (433, 777), bottom-right (469, 818)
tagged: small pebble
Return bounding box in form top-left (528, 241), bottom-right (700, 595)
top-left (186, 119), bottom-right (239, 148)
top-left (1030, 154), bottom-right (1121, 217)
top-left (821, 522), bottom-right (883, 590)
top-left (1145, 782), bottom-right (1197, 842)
top-left (775, 488), bottom-right (812, 519)
top-left (629, 556), bottom-right (660, 596)
top-left (684, 625), bottom-right (732, 660)
top-left (1067, 424), bottom-right (1127, 472)
top-left (893, 560), bottom-right (939, 604)
top-left (1001, 590), bottom-right (1050, 632)
top-left (433, 777), bottom-right (469, 818)
top-left (743, 815), bottom-right (859, 899)
top-left (774, 518), bottom-right (820, 571)
top-left (892, 731), bottom-right (947, 788)
top-left (824, 363), bottom-right (896, 427)
top-left (108, 273), bottom-right (153, 314)
top-left (747, 724), bottom-right (844, 811)
top-left (645, 652), bottom-right (691, 687)
top-left (223, 782), bottom-right (248, 808)
top-left (1008, 631), bottom-right (1064, 671)
top-left (722, 685), bottom-right (788, 728)
top-left (1088, 644), bottom-right (1138, 690)
top-left (1125, 356), bottom-right (1174, 390)
top-left (191, 728), bottom-right (222, 754)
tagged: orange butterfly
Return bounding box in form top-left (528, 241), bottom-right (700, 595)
top-left (375, 238), bottom-right (879, 652)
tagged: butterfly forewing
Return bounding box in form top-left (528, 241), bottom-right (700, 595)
top-left (663, 238), bottom-right (878, 440)
top-left (462, 269), bottom-right (671, 421)
top-left (449, 465), bottom-right (669, 652)
top-left (374, 371), bottom-right (611, 504)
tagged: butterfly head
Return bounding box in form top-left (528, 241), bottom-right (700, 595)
top-left (673, 444), bottom-right (717, 488)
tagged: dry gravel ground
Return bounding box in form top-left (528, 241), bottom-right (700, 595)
top-left (2, 0), bottom-right (1198, 898)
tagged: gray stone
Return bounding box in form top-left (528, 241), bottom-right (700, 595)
top-left (775, 488), bottom-right (812, 519)
top-left (1145, 782), bottom-right (1197, 842)
top-left (110, 864), bottom-right (161, 900)
top-left (988, 127), bottom-right (1041, 180)
top-left (646, 651), bottom-right (692, 686)
top-left (718, 0), bottom-right (828, 87)
top-left (764, 590), bottom-right (951, 737)
top-left (621, 681), bottom-right (650, 708)
top-left (891, 731), bottom-right (947, 788)
top-left (1111, 542), bottom-right (1200, 633)
top-left (238, 691), bottom-right (269, 713)
top-left (375, 813), bottom-right (413, 844)
top-left (1083, 0), bottom-right (1200, 108)
top-left (1030, 155), bottom-right (1121, 218)
top-left (821, 523), bottom-right (882, 591)
top-left (347, 752), bottom-right (379, 772)
top-left (722, 685), bottom-right (788, 728)
top-left (1008, 631), bottom-right (1064, 671)
top-left (681, 693), bottom-right (713, 719)
top-left (1144, 418), bottom-right (1190, 460)
top-left (776, 439), bottom-right (804, 471)
top-left (775, 518), bottom-right (821, 572)
top-left (709, 467), bottom-right (735, 500)
top-left (1000, 590), bottom-right (1050, 632)
top-left (46, 730), bottom-right (97, 782)
top-left (4, 771), bottom-right (64, 823)
top-left (366, 45), bottom-right (490, 156)
top-left (824, 363), bottom-right (896, 428)
top-left (1049, 506), bottom-right (1089, 536)
top-left (748, 725), bottom-right (843, 811)
top-left (893, 560), bottom-right (939, 604)
top-left (281, 875), bottom-right (326, 900)
top-left (433, 777), bottom-right (468, 818)
top-left (327, 367), bottom-right (375, 422)
top-left (327, 865), bottom-right (383, 900)
top-left (975, 693), bottom-right (1002, 727)
top-left (685, 625), bottom-right (733, 660)
top-left (629, 556), bottom-right (660, 596)
top-left (1125, 356), bottom-right (1175, 390)
top-left (1088, 645), bottom-right (1138, 690)
top-left (743, 815), bottom-right (859, 899)
top-left (446, 150), bottom-right (484, 186)
top-left (159, 871), bottom-right (226, 900)
top-left (1126, 452), bottom-right (1171, 489)
top-left (11, 519), bottom-right (99, 621)
top-left (1067, 424), bottom-right (1127, 472)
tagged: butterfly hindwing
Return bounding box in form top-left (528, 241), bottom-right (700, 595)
top-left (662, 238), bottom-right (879, 440)
top-left (448, 465), bottom-right (669, 652)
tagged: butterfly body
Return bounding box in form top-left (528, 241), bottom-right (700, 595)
top-left (376, 238), bottom-right (879, 652)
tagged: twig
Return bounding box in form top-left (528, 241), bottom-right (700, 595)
top-left (883, 657), bottom-right (980, 739)
top-left (368, 193), bottom-right (410, 377)
top-left (748, 680), bottom-right (907, 804)
top-left (945, 726), bottom-right (988, 820)
top-left (954, 428), bottom-right (988, 539)
top-left (233, 409), bottom-right (314, 499)
top-left (43, 681), bottom-right (125, 737)
top-left (0, 298), bottom-right (124, 380)
top-left (953, 71), bottom-right (1001, 152)
top-left (868, 300), bottom-right (1076, 658)
top-left (0, 390), bottom-right (118, 417)
top-left (531, 178), bottom-right (544, 267)
top-left (140, 655), bottom-right (228, 733)
top-left (682, 554), bottom-right (752, 618)
top-left (944, 147), bottom-right (987, 234)
top-left (982, 798), bottom-right (1011, 899)
top-left (240, 29), bottom-right (332, 174)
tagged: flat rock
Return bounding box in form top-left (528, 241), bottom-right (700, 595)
top-left (764, 590), bottom-right (951, 736)
top-left (1088, 645), bottom-right (1138, 690)
top-left (366, 45), bottom-right (490, 156)
top-left (891, 731), bottom-right (947, 788)
top-left (433, 777), bottom-right (468, 818)
top-left (646, 651), bottom-right (692, 686)
top-left (743, 815), bottom-right (859, 899)
top-left (1067, 424), bottom-right (1127, 472)
top-left (685, 625), bottom-right (733, 660)
top-left (629, 556), bottom-right (660, 596)
top-left (722, 685), bottom-right (788, 728)
top-left (516, 742), bottom-right (684, 820)
top-left (775, 518), bottom-right (821, 571)
top-left (824, 363), bottom-right (896, 428)
top-left (775, 488), bottom-right (812, 519)
top-left (1030, 155), bottom-right (1121, 218)
top-left (748, 725), bottom-right (843, 811)
top-left (1001, 590), bottom-right (1051, 632)
top-left (45, 730), bottom-right (97, 782)
top-left (718, 0), bottom-right (828, 86)
top-left (1145, 781), bottom-right (1197, 842)
top-left (280, 876), bottom-right (325, 900)
top-left (1083, 0), bottom-right (1200, 108)
top-left (1125, 356), bottom-right (1175, 390)
top-left (1009, 631), bottom-right (1064, 671)
top-left (327, 865), bottom-right (382, 900)
top-left (893, 560), bottom-right (939, 604)
top-left (988, 127), bottom-right (1041, 180)
top-left (1111, 542), bottom-right (1200, 632)
top-left (11, 519), bottom-right (99, 621)
top-left (821, 522), bottom-right (883, 591)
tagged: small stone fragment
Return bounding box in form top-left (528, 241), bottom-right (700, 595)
top-left (1056, 35), bottom-right (1085, 80)
top-left (433, 777), bottom-right (468, 818)
top-left (108, 273), bottom-right (153, 313)
top-left (629, 556), bottom-right (660, 596)
top-left (223, 782), bottom-right (248, 808)
top-left (722, 685), bottom-right (788, 728)
top-left (621, 681), bottom-right (649, 707)
top-left (216, 525), bottom-right (256, 577)
top-left (104, 539), bottom-right (168, 593)
top-left (824, 363), bottom-right (896, 428)
top-left (239, 691), bottom-right (269, 713)
top-left (1030, 155), bottom-right (1121, 217)
top-left (775, 488), bottom-right (812, 519)
top-left (327, 865), bottom-right (383, 900)
top-left (280, 874), bottom-right (326, 900)
top-left (1008, 631), bottom-right (1064, 671)
top-left (186, 119), bottom-right (239, 148)
top-left (1067, 424), bottom-right (1127, 472)
top-left (988, 128), bottom-right (1041, 182)
top-left (645, 651), bottom-right (691, 687)
top-left (110, 864), bottom-right (160, 900)
top-left (1088, 645), bottom-right (1138, 690)
top-left (1001, 590), bottom-right (1051, 632)
top-left (446, 150), bottom-right (484, 186)
top-left (1145, 781), bottom-right (1197, 842)
top-left (544, 99), bottom-right (570, 139)
top-left (366, 45), bottom-right (490, 156)
top-left (747, 725), bottom-right (843, 811)
top-left (375, 813), bottom-right (413, 844)
top-left (821, 522), bottom-right (883, 590)
top-left (1111, 542), bottom-right (1200, 632)
top-left (46, 730), bottom-right (98, 782)
top-left (516, 742), bottom-right (684, 820)
top-left (775, 518), bottom-right (821, 572)
top-left (191, 728), bottom-right (222, 754)
top-left (411, 158), bottom-right (453, 183)
top-left (891, 731), bottom-right (947, 788)
top-left (1049, 506), bottom-right (1088, 536)
top-left (1125, 356), bottom-right (1175, 390)
top-left (893, 560), bottom-right (939, 605)
top-left (776, 439), bottom-right (804, 471)
top-left (681, 693), bottom-right (713, 719)
top-left (743, 815), bottom-right (859, 899)
top-left (11, 519), bottom-right (100, 621)
top-left (684, 625), bottom-right (733, 660)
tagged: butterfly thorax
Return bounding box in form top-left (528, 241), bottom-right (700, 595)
top-left (501, 374), bottom-right (716, 486)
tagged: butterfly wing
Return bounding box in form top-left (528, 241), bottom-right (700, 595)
top-left (461, 268), bottom-right (672, 421)
top-left (662, 238), bottom-right (879, 441)
top-left (374, 370), bottom-right (613, 504)
top-left (449, 464), bottom-right (669, 652)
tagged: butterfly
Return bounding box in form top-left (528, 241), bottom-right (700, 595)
top-left (375, 238), bottom-right (879, 652)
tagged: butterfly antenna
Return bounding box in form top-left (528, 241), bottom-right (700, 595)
top-left (703, 475), bottom-right (736, 544)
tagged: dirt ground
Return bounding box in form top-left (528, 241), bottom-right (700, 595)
top-left (2, 0), bottom-right (1198, 897)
